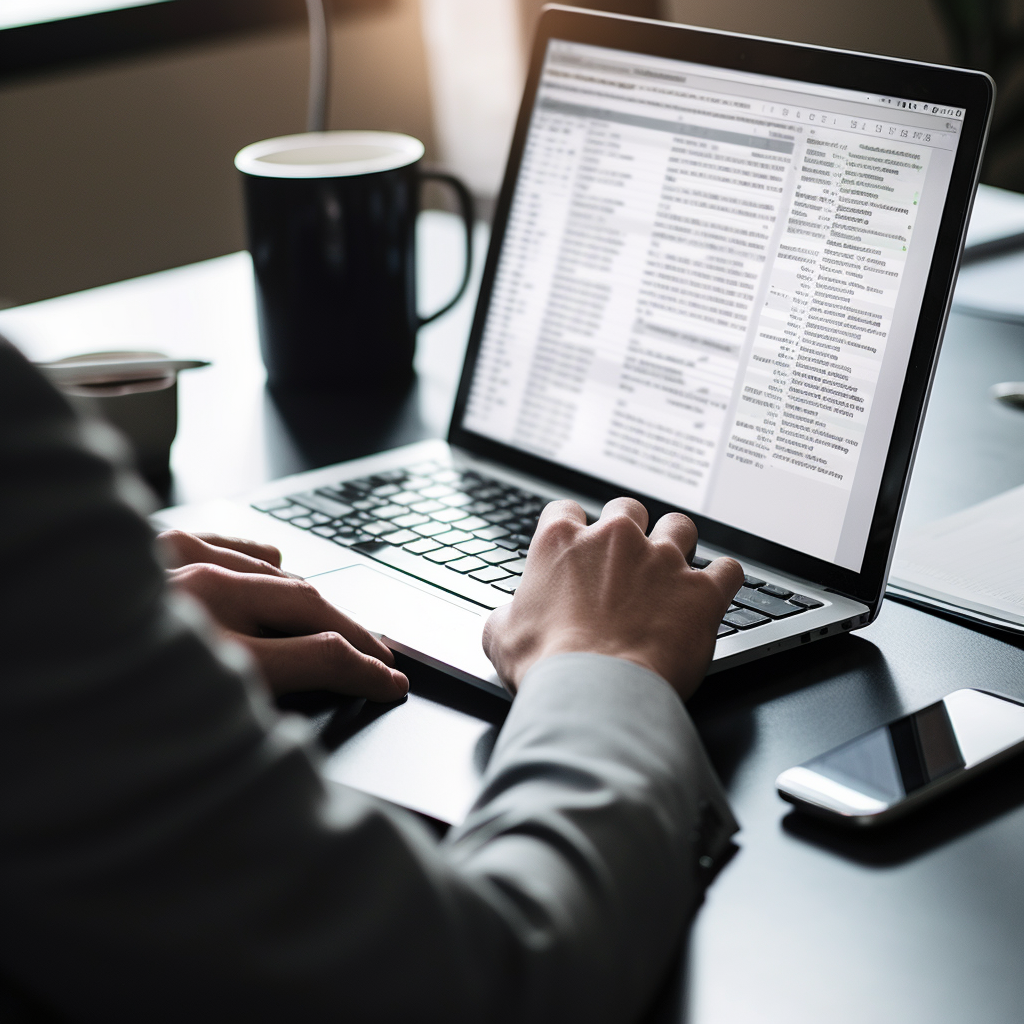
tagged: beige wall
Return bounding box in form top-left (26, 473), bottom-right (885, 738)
top-left (0, 0), bottom-right (435, 306)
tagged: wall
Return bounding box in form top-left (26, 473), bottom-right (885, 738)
top-left (0, 0), bottom-right (435, 306)
top-left (0, 0), bottom-right (958, 307)
top-left (662, 0), bottom-right (950, 64)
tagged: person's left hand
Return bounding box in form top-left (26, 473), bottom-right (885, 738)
top-left (157, 530), bottom-right (408, 701)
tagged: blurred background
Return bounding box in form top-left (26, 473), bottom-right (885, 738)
top-left (0, 0), bottom-right (1017, 308)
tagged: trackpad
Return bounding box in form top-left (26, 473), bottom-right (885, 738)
top-left (312, 564), bottom-right (504, 694)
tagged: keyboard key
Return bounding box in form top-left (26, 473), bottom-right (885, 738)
top-left (717, 623), bottom-right (737, 637)
top-left (252, 497), bottom-right (292, 513)
top-left (743, 575), bottom-right (766, 589)
top-left (291, 491), bottom-right (355, 518)
top-left (480, 548), bottom-right (520, 564)
top-left (392, 512), bottom-right (430, 528)
top-left (420, 484), bottom-right (454, 499)
top-left (469, 566), bottom-right (512, 583)
top-left (269, 505), bottom-right (307, 520)
top-left (790, 594), bottom-right (824, 609)
top-left (440, 492), bottom-right (472, 507)
top-left (474, 524), bottom-right (509, 541)
top-left (456, 538), bottom-right (496, 556)
top-left (352, 498), bottom-right (382, 511)
top-left (458, 516), bottom-right (489, 531)
top-left (501, 558), bottom-right (529, 576)
top-left (732, 588), bottom-right (803, 619)
top-left (509, 533), bottom-right (533, 549)
top-left (404, 538), bottom-right (442, 555)
top-left (431, 469), bottom-right (460, 483)
top-left (492, 579), bottom-right (519, 595)
top-left (332, 530), bottom-right (372, 546)
top-left (413, 521), bottom-right (450, 537)
top-left (411, 499), bottom-right (445, 514)
top-left (390, 491), bottom-right (422, 506)
top-left (291, 516), bottom-right (315, 529)
top-left (493, 537), bottom-right (520, 551)
top-left (447, 556), bottom-right (487, 574)
top-left (312, 525), bottom-right (338, 538)
top-left (308, 511), bottom-right (332, 524)
top-left (690, 556), bottom-right (711, 569)
top-left (371, 504), bottom-right (406, 520)
top-left (431, 507), bottom-right (468, 524)
top-left (723, 607), bottom-right (770, 630)
top-left (403, 476), bottom-right (433, 491)
top-left (432, 529), bottom-right (473, 546)
top-left (380, 529), bottom-right (419, 546)
top-left (760, 583), bottom-right (793, 599)
top-left (362, 521), bottom-right (394, 537)
top-left (423, 546), bottom-right (462, 563)
top-left (482, 509), bottom-right (514, 524)
top-left (465, 501), bottom-right (496, 515)
top-left (371, 483), bottom-right (401, 497)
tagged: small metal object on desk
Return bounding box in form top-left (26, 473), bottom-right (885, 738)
top-left (991, 381), bottom-right (1024, 410)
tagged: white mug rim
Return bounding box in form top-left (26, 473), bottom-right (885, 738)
top-left (235, 131), bottom-right (425, 180)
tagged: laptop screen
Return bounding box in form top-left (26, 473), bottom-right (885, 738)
top-left (459, 39), bottom-right (965, 572)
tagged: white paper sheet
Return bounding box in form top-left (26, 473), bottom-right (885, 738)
top-left (953, 184), bottom-right (1024, 322)
top-left (890, 484), bottom-right (1024, 631)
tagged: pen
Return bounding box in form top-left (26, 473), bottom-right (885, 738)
top-left (35, 357), bottom-right (210, 387)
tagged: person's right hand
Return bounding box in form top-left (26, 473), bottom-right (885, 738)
top-left (482, 497), bottom-right (743, 700)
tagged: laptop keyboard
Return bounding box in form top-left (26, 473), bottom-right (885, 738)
top-left (252, 461), bottom-right (825, 628)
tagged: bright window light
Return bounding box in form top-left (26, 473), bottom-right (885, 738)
top-left (0, 0), bottom-right (172, 31)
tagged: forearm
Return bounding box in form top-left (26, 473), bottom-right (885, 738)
top-left (0, 340), bottom-right (736, 1023)
top-left (447, 653), bottom-right (737, 1022)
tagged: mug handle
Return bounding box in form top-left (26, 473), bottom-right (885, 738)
top-left (417, 169), bottom-right (475, 327)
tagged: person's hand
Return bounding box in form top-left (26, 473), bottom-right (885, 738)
top-left (158, 530), bottom-right (289, 577)
top-left (482, 498), bottom-right (743, 700)
top-left (157, 530), bottom-right (408, 701)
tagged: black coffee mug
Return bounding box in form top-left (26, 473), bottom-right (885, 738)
top-left (236, 132), bottom-right (474, 392)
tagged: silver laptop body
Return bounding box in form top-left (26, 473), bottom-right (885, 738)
top-left (156, 8), bottom-right (992, 698)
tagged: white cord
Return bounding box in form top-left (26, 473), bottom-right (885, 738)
top-left (305, 0), bottom-right (331, 133)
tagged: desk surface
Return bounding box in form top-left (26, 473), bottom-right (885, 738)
top-left (3, 215), bottom-right (1024, 1024)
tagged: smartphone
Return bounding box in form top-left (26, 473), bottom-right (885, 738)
top-left (777, 689), bottom-right (1024, 826)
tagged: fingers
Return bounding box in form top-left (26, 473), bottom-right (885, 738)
top-left (247, 632), bottom-right (409, 701)
top-left (701, 556), bottom-right (745, 608)
top-left (648, 512), bottom-right (698, 556)
top-left (599, 496), bottom-right (649, 533)
top-left (158, 530), bottom-right (286, 577)
top-left (194, 533), bottom-right (283, 569)
top-left (174, 566), bottom-right (395, 666)
top-left (535, 499), bottom-right (587, 534)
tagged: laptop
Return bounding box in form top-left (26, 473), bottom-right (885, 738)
top-left (155, 6), bottom-right (993, 697)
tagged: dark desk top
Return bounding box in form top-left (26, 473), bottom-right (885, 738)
top-left (3, 224), bottom-right (1023, 1022)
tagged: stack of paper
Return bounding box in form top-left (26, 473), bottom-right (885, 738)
top-left (889, 485), bottom-right (1024, 632)
top-left (954, 184), bottom-right (1024, 322)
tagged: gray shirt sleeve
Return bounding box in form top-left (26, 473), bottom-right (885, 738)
top-left (0, 339), bottom-right (737, 1023)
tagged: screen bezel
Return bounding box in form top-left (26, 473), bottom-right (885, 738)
top-left (447, 5), bottom-right (994, 609)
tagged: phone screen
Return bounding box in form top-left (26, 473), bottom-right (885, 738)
top-left (780, 689), bottom-right (1024, 818)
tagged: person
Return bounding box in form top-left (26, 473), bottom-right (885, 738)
top-left (0, 337), bottom-right (743, 1023)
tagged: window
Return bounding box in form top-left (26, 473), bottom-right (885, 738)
top-left (0, 0), bottom-right (387, 82)
top-left (0, 1), bottom-right (172, 32)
